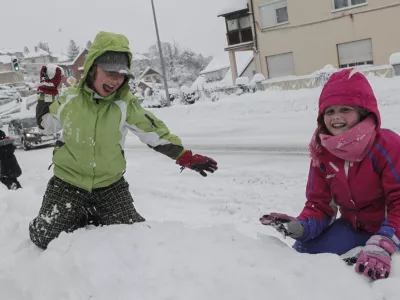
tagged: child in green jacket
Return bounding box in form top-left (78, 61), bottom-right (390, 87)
top-left (30, 31), bottom-right (218, 249)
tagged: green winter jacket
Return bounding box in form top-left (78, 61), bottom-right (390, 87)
top-left (37, 31), bottom-right (185, 191)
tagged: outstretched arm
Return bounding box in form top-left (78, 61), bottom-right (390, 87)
top-left (125, 99), bottom-right (218, 176)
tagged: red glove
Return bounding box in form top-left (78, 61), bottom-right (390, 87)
top-left (176, 150), bottom-right (218, 177)
top-left (37, 64), bottom-right (64, 96)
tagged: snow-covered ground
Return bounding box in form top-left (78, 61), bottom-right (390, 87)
top-left (1, 75), bottom-right (400, 300)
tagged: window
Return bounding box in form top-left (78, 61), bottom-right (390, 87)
top-left (276, 7), bottom-right (288, 23)
top-left (227, 19), bottom-right (239, 32)
top-left (225, 13), bottom-right (253, 45)
top-left (266, 52), bottom-right (295, 78)
top-left (259, 0), bottom-right (288, 28)
top-left (337, 39), bottom-right (373, 68)
top-left (239, 16), bottom-right (251, 29)
top-left (333, 0), bottom-right (367, 10)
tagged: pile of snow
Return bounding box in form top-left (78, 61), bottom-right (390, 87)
top-left (235, 76), bottom-right (249, 86)
top-left (251, 73), bottom-right (266, 83)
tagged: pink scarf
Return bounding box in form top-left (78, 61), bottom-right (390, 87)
top-left (319, 117), bottom-right (376, 162)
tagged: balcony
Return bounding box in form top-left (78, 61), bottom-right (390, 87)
top-left (218, 6), bottom-right (254, 51)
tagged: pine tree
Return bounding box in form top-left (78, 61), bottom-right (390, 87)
top-left (23, 46), bottom-right (30, 54)
top-left (67, 40), bottom-right (80, 60)
top-left (86, 40), bottom-right (92, 50)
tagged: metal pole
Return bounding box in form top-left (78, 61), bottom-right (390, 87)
top-left (150, 0), bottom-right (171, 106)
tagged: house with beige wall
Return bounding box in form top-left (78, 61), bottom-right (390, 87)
top-left (219, 0), bottom-right (400, 80)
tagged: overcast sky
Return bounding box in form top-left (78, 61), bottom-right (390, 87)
top-left (1, 0), bottom-right (234, 57)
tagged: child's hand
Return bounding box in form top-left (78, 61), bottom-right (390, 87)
top-left (260, 213), bottom-right (304, 239)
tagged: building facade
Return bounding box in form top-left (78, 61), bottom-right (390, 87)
top-left (220, 0), bottom-right (400, 80)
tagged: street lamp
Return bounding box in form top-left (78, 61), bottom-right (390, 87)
top-left (150, 0), bottom-right (171, 106)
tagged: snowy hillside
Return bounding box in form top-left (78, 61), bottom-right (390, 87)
top-left (1, 75), bottom-right (400, 300)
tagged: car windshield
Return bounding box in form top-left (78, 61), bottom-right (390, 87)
top-left (20, 118), bottom-right (37, 128)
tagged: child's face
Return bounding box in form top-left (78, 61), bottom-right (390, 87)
top-left (323, 105), bottom-right (361, 136)
top-left (93, 66), bottom-right (125, 97)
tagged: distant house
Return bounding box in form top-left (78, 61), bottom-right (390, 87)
top-left (137, 66), bottom-right (163, 84)
top-left (0, 55), bottom-right (12, 73)
top-left (191, 51), bottom-right (255, 90)
top-left (0, 55), bottom-right (24, 84)
top-left (22, 48), bottom-right (57, 76)
top-left (57, 48), bottom-right (89, 86)
top-left (0, 49), bottom-right (24, 59)
top-left (131, 52), bottom-right (151, 78)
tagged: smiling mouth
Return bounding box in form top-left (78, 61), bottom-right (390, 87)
top-left (332, 123), bottom-right (346, 128)
top-left (103, 84), bottom-right (115, 93)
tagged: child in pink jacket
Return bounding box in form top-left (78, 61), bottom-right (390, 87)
top-left (260, 69), bottom-right (400, 281)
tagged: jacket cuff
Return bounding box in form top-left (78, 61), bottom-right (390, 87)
top-left (295, 219), bottom-right (309, 241)
top-left (378, 225), bottom-right (400, 249)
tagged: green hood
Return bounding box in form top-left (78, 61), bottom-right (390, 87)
top-left (78, 31), bottom-right (133, 96)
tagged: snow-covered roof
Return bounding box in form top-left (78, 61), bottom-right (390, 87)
top-left (0, 55), bottom-right (12, 64)
top-left (132, 53), bottom-right (149, 61)
top-left (200, 51), bottom-right (253, 76)
top-left (390, 53), bottom-right (400, 65)
top-left (0, 48), bottom-right (22, 55)
top-left (24, 48), bottom-right (50, 59)
top-left (56, 48), bottom-right (88, 66)
top-left (218, 0), bottom-right (248, 16)
top-left (56, 54), bottom-right (71, 63)
top-left (199, 53), bottom-right (230, 75)
top-left (192, 51), bottom-right (254, 90)
top-left (137, 66), bottom-right (163, 81)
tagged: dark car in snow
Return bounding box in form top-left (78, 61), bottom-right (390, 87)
top-left (8, 116), bottom-right (57, 150)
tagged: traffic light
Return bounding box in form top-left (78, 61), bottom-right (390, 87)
top-left (12, 58), bottom-right (20, 71)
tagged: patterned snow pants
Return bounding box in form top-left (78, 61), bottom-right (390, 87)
top-left (29, 176), bottom-right (145, 249)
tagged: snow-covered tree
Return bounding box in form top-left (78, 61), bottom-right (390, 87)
top-left (23, 46), bottom-right (30, 55)
top-left (67, 40), bottom-right (80, 60)
top-left (147, 42), bottom-right (212, 87)
top-left (37, 41), bottom-right (50, 53)
top-left (86, 40), bottom-right (92, 50)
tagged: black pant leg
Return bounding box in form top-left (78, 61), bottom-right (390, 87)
top-left (92, 178), bottom-right (145, 226)
top-left (29, 177), bottom-right (89, 249)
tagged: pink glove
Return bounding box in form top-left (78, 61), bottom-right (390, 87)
top-left (355, 235), bottom-right (396, 280)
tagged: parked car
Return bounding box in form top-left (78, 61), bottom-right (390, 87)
top-left (8, 116), bottom-right (57, 150)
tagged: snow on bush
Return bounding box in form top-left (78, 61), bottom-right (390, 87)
top-left (235, 77), bottom-right (250, 86)
top-left (311, 64), bottom-right (337, 87)
top-left (252, 73), bottom-right (266, 83)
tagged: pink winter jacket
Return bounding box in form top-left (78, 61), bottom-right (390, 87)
top-left (298, 69), bottom-right (400, 242)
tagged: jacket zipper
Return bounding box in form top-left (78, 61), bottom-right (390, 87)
top-left (344, 161), bottom-right (349, 179)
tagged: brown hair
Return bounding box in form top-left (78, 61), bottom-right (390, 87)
top-left (86, 65), bottom-right (97, 90)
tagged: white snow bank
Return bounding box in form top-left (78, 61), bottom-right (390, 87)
top-left (235, 76), bottom-right (249, 85)
top-left (1, 219), bottom-right (397, 300)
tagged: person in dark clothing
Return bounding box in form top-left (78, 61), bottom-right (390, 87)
top-left (0, 130), bottom-right (22, 190)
